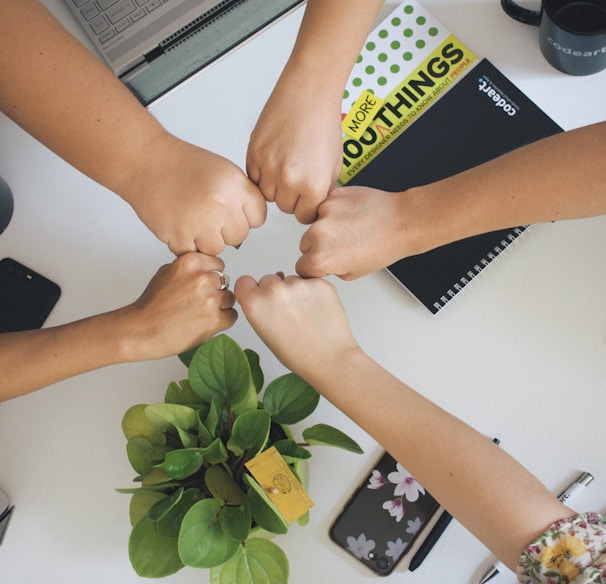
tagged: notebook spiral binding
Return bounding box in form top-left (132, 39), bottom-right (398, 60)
top-left (432, 225), bottom-right (532, 313)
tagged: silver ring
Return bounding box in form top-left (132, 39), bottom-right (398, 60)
top-left (209, 270), bottom-right (230, 291)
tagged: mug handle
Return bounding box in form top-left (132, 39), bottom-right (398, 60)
top-left (500, 0), bottom-right (541, 25)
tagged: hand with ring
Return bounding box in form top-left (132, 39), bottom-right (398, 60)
top-left (118, 253), bottom-right (237, 361)
top-left (0, 253), bottom-right (238, 400)
top-left (209, 270), bottom-right (230, 291)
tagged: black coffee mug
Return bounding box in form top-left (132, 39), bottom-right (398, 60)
top-left (501, 0), bottom-right (606, 75)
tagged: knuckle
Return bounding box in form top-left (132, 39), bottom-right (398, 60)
top-left (179, 252), bottom-right (201, 270)
top-left (197, 237), bottom-right (225, 257)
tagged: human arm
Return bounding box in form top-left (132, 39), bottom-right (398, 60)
top-left (0, 253), bottom-right (236, 401)
top-left (0, 0), bottom-right (266, 255)
top-left (234, 274), bottom-right (572, 570)
top-left (296, 121), bottom-right (606, 279)
top-left (246, 0), bottom-right (384, 224)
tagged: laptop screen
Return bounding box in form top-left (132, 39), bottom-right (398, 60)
top-left (64, 0), bottom-right (304, 105)
top-left (125, 0), bottom-right (303, 105)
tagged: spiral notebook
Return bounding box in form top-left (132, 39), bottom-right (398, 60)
top-left (347, 58), bottom-right (562, 313)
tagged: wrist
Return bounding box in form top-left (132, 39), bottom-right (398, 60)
top-left (282, 51), bottom-right (350, 101)
top-left (46, 309), bottom-right (144, 376)
top-left (75, 306), bottom-right (156, 366)
top-left (303, 345), bottom-right (378, 408)
top-left (302, 343), bottom-right (366, 391)
top-left (106, 303), bottom-right (166, 364)
top-left (110, 128), bottom-right (175, 208)
top-left (398, 183), bottom-right (477, 256)
top-left (390, 187), bottom-right (442, 257)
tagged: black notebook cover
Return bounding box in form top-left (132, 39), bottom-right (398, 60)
top-left (349, 59), bottom-right (562, 314)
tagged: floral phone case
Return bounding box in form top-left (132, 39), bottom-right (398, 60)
top-left (329, 451), bottom-right (440, 576)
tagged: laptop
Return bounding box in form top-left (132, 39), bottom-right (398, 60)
top-left (63, 0), bottom-right (305, 104)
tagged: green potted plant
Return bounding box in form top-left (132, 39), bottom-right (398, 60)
top-left (118, 334), bottom-right (363, 583)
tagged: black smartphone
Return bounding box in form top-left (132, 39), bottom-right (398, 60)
top-left (329, 451), bottom-right (441, 576)
top-left (0, 257), bottom-right (61, 332)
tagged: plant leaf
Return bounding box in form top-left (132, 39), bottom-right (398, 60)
top-left (141, 467), bottom-right (176, 487)
top-left (188, 334), bottom-right (254, 408)
top-left (206, 398), bottom-right (223, 437)
top-left (272, 439), bottom-right (312, 463)
top-left (197, 415), bottom-right (213, 448)
top-left (263, 374), bottom-right (320, 425)
top-left (199, 437), bottom-right (229, 465)
top-left (178, 499), bottom-right (240, 568)
top-left (165, 379), bottom-right (210, 409)
top-left (129, 515), bottom-right (183, 578)
top-left (219, 500), bottom-right (251, 541)
top-left (156, 488), bottom-right (203, 538)
top-left (118, 485), bottom-right (178, 496)
top-left (205, 465), bottom-right (246, 506)
top-left (178, 345), bottom-right (199, 368)
top-left (243, 475), bottom-right (288, 535)
top-left (244, 348), bottom-right (264, 394)
top-left (175, 425), bottom-right (199, 449)
top-left (231, 384), bottom-right (259, 416)
top-left (163, 449), bottom-right (204, 480)
top-left (145, 404), bottom-right (198, 432)
top-left (129, 490), bottom-right (167, 527)
top-left (227, 410), bottom-right (271, 460)
top-left (210, 539), bottom-right (289, 584)
top-left (302, 424), bottom-right (364, 453)
top-left (296, 510), bottom-right (310, 527)
top-left (148, 487), bottom-right (184, 522)
top-left (126, 437), bottom-right (169, 475)
top-left (122, 404), bottom-right (166, 445)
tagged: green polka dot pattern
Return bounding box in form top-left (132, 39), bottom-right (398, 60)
top-left (342, 2), bottom-right (446, 106)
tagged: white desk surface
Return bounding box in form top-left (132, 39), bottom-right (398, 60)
top-left (1, 1), bottom-right (605, 583)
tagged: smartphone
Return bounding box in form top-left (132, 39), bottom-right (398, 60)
top-left (0, 257), bottom-right (61, 332)
top-left (329, 451), bottom-right (441, 576)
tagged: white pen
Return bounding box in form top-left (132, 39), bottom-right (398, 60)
top-left (477, 471), bottom-right (594, 584)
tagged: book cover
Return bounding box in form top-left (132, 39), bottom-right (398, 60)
top-left (339, 0), bottom-right (477, 183)
top-left (346, 58), bottom-right (562, 313)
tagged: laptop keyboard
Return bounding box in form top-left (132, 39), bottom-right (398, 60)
top-left (70, 0), bottom-right (168, 43)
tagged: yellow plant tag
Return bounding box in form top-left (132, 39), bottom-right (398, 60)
top-left (245, 446), bottom-right (314, 523)
top-left (341, 89), bottom-right (384, 138)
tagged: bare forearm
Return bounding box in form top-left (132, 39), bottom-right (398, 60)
top-left (0, 310), bottom-right (132, 401)
top-left (0, 0), bottom-right (165, 197)
top-left (285, 0), bottom-right (384, 93)
top-left (304, 349), bottom-right (571, 570)
top-left (235, 275), bottom-right (573, 567)
top-left (0, 254), bottom-right (239, 400)
top-left (408, 122), bottom-right (606, 254)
